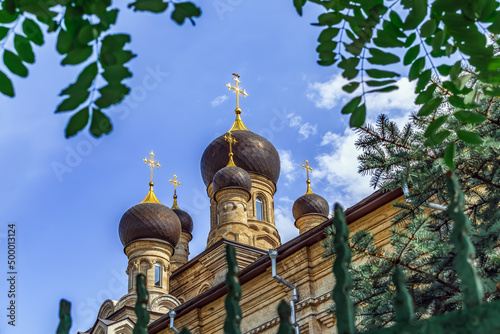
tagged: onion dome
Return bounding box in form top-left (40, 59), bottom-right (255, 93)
top-left (292, 193), bottom-right (329, 220)
top-left (201, 130), bottom-right (280, 187)
top-left (293, 159), bottom-right (329, 219)
top-left (172, 207), bottom-right (193, 234)
top-left (213, 166), bottom-right (252, 194)
top-left (119, 182), bottom-right (181, 248)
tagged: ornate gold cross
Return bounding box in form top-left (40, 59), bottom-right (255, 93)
top-left (225, 73), bottom-right (248, 113)
top-left (142, 150), bottom-right (162, 184)
top-left (169, 174), bottom-right (182, 209)
top-left (169, 174), bottom-right (182, 192)
top-left (224, 130), bottom-right (237, 167)
top-left (302, 159), bottom-right (314, 194)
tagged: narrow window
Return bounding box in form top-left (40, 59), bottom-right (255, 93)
top-left (256, 197), bottom-right (264, 220)
top-left (129, 268), bottom-right (134, 289)
top-left (154, 263), bottom-right (162, 287)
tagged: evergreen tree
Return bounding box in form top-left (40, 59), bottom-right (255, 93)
top-left (325, 76), bottom-right (500, 331)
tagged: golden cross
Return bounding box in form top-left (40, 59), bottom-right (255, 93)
top-left (169, 174), bottom-right (182, 192)
top-left (302, 159), bottom-right (314, 194)
top-left (225, 73), bottom-right (248, 112)
top-left (224, 130), bottom-right (237, 167)
top-left (142, 150), bottom-right (162, 184)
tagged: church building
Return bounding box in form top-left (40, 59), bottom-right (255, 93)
top-left (78, 74), bottom-right (403, 334)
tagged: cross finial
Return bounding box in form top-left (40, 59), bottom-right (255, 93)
top-left (302, 159), bottom-right (314, 194)
top-left (142, 150), bottom-right (162, 185)
top-left (224, 130), bottom-right (238, 167)
top-left (226, 73), bottom-right (250, 131)
top-left (169, 174), bottom-right (182, 209)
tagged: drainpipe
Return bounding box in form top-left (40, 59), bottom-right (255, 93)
top-left (269, 249), bottom-right (299, 334)
top-left (403, 184), bottom-right (447, 211)
top-left (169, 309), bottom-right (180, 334)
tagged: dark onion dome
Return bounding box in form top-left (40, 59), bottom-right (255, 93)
top-left (213, 166), bottom-right (252, 194)
top-left (172, 208), bottom-right (193, 234)
top-left (119, 202), bottom-right (181, 248)
top-left (201, 130), bottom-right (280, 187)
top-left (292, 193), bottom-right (330, 220)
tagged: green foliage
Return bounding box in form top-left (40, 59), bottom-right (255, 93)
top-left (134, 274), bottom-right (150, 334)
top-left (326, 82), bottom-right (500, 330)
top-left (224, 244), bottom-right (242, 334)
top-left (277, 300), bottom-right (294, 334)
top-left (295, 0), bottom-right (500, 140)
top-left (56, 299), bottom-right (71, 334)
top-left (0, 0), bottom-right (201, 138)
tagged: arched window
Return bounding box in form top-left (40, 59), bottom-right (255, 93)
top-left (256, 197), bottom-right (264, 221)
top-left (154, 263), bottom-right (162, 287)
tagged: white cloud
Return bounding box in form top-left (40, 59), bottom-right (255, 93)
top-left (278, 149), bottom-right (297, 185)
top-left (312, 128), bottom-right (373, 207)
top-left (211, 95), bottom-right (228, 107)
top-left (274, 196), bottom-right (299, 242)
top-left (286, 113), bottom-right (317, 140)
top-left (306, 75), bottom-right (417, 118)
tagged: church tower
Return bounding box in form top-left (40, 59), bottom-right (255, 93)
top-left (116, 151), bottom-right (181, 312)
top-left (292, 159), bottom-right (329, 234)
top-left (200, 74), bottom-right (281, 250)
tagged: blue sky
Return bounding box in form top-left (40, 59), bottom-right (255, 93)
top-left (0, 1), bottom-right (418, 333)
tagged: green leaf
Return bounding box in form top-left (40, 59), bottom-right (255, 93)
top-left (415, 83), bottom-right (437, 104)
top-left (14, 34), bottom-right (35, 64)
top-left (409, 57), bottom-right (425, 81)
top-left (437, 64), bottom-right (451, 76)
top-left (102, 65), bottom-right (132, 83)
top-left (454, 74), bottom-right (471, 92)
top-left (128, 0), bottom-right (169, 13)
top-left (56, 90), bottom-right (90, 112)
top-left (341, 96), bottom-right (362, 114)
top-left (389, 11), bottom-right (404, 29)
top-left (0, 27), bottom-right (9, 40)
top-left (65, 107), bottom-right (90, 138)
top-left (0, 10), bottom-right (18, 23)
top-left (424, 130), bottom-right (450, 146)
top-left (350, 103), bottom-right (366, 127)
top-left (366, 79), bottom-right (397, 87)
top-left (56, 29), bottom-right (71, 54)
top-left (443, 141), bottom-right (456, 170)
top-left (417, 97), bottom-right (442, 116)
top-left (23, 18), bottom-right (44, 46)
top-left (456, 130), bottom-right (484, 145)
top-left (61, 46), bottom-right (93, 65)
top-left (424, 115), bottom-right (448, 138)
top-left (367, 48), bottom-right (400, 65)
top-left (403, 45), bottom-right (420, 66)
top-left (3, 50), bottom-right (28, 77)
top-left (415, 69), bottom-right (431, 93)
top-left (449, 61), bottom-right (462, 80)
top-left (454, 110), bottom-right (487, 124)
top-left (95, 84), bottom-right (130, 108)
top-left (171, 2), bottom-right (202, 25)
top-left (316, 12), bottom-right (342, 26)
top-left (0, 70), bottom-right (14, 97)
top-left (367, 86), bottom-right (399, 93)
top-left (318, 28), bottom-right (339, 43)
top-left (365, 69), bottom-right (400, 78)
top-left (294, 0), bottom-right (307, 16)
top-left (78, 24), bottom-right (99, 45)
top-left (342, 82), bottom-right (359, 93)
top-left (90, 109), bottom-right (113, 137)
top-left (420, 19), bottom-right (436, 37)
top-left (483, 85), bottom-right (500, 96)
top-left (61, 62), bottom-right (98, 96)
top-left (403, 0), bottom-right (427, 30)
